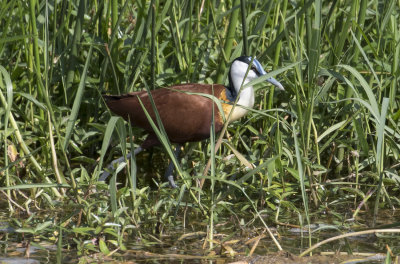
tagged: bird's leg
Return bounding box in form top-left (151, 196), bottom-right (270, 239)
top-left (99, 146), bottom-right (143, 181)
top-left (164, 145), bottom-right (182, 188)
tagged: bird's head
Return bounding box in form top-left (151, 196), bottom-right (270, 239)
top-left (228, 56), bottom-right (284, 93)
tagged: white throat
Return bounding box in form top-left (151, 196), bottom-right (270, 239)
top-left (230, 74), bottom-right (255, 108)
top-left (227, 61), bottom-right (258, 121)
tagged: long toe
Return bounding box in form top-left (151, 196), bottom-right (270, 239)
top-left (167, 175), bottom-right (178, 188)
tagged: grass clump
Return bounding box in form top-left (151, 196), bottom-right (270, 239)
top-left (0, 0), bottom-right (399, 260)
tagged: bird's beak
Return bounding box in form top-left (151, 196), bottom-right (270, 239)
top-left (266, 77), bottom-right (285, 91)
top-left (252, 58), bottom-right (285, 91)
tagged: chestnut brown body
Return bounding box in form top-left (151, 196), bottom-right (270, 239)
top-left (103, 84), bottom-right (228, 149)
top-left (101, 56), bottom-right (284, 187)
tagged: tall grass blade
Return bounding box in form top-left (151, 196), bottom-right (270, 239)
top-left (373, 97), bottom-right (389, 226)
top-left (268, 0), bottom-right (287, 110)
top-left (63, 44), bottom-right (94, 151)
top-left (0, 70), bottom-right (46, 182)
top-left (99, 116), bottom-right (121, 178)
top-left (293, 123), bottom-right (311, 247)
top-left (0, 65), bottom-right (14, 212)
top-left (209, 85), bottom-right (216, 250)
top-left (240, 0), bottom-right (248, 55)
top-left (216, 0), bottom-right (240, 83)
top-left (338, 64), bottom-right (380, 119)
top-left (350, 30), bottom-right (381, 89)
top-left (128, 123), bottom-right (137, 207)
top-left (307, 0), bottom-right (321, 88)
top-left (56, 225), bottom-right (62, 264)
top-left (65, 0), bottom-right (86, 93)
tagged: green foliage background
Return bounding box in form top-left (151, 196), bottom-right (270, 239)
top-left (0, 0), bottom-right (399, 257)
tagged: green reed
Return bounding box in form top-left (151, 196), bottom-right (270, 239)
top-left (0, 0), bottom-right (399, 257)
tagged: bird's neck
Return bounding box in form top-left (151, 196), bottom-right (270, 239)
top-left (229, 75), bottom-right (255, 108)
top-left (224, 75), bottom-right (255, 122)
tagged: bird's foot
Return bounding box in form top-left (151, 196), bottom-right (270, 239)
top-left (100, 151), bottom-right (137, 181)
top-left (167, 175), bottom-right (178, 188)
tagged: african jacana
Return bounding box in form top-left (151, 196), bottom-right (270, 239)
top-left (101, 56), bottom-right (284, 187)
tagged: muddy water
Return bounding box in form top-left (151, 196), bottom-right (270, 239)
top-left (0, 205), bottom-right (398, 263)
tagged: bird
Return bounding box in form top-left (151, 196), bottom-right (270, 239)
top-left (100, 56), bottom-right (284, 187)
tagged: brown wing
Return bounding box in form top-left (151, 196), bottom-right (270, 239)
top-left (103, 84), bottom-right (226, 144)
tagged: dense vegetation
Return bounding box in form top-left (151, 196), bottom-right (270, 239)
top-left (0, 0), bottom-right (399, 260)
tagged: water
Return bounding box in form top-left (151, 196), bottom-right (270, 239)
top-left (0, 203), bottom-right (398, 263)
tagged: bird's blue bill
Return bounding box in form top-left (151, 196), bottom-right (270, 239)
top-left (252, 58), bottom-right (285, 91)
